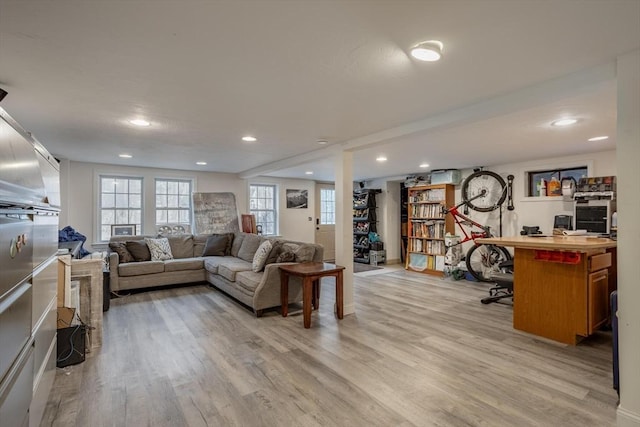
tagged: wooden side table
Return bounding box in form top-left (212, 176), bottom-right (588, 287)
top-left (280, 262), bottom-right (345, 328)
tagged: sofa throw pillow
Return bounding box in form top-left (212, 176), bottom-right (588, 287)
top-left (265, 241), bottom-right (283, 265)
top-left (126, 240), bottom-right (151, 262)
top-left (108, 242), bottom-right (134, 263)
top-left (145, 237), bottom-right (174, 261)
top-left (294, 244), bottom-right (315, 263)
top-left (252, 240), bottom-right (273, 272)
top-left (276, 250), bottom-right (296, 263)
top-left (202, 234), bottom-right (229, 257)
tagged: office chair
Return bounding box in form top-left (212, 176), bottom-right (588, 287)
top-left (481, 260), bottom-right (514, 304)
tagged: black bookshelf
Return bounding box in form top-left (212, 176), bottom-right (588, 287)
top-left (353, 189), bottom-right (381, 263)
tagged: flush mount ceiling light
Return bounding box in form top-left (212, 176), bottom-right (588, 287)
top-left (305, 171), bottom-right (314, 175)
top-left (588, 136), bottom-right (609, 142)
top-left (419, 163), bottom-right (430, 168)
top-left (242, 136), bottom-right (257, 142)
top-left (551, 118), bottom-right (578, 127)
top-left (316, 139), bottom-right (328, 145)
top-left (119, 154), bottom-right (132, 158)
top-left (410, 40), bottom-right (444, 62)
top-left (129, 119), bottom-right (150, 127)
top-left (196, 161), bottom-right (207, 165)
top-left (376, 156), bottom-right (387, 162)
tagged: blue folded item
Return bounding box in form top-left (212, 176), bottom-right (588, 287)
top-left (58, 226), bottom-right (91, 257)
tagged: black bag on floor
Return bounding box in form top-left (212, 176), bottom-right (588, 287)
top-left (57, 325), bottom-right (87, 368)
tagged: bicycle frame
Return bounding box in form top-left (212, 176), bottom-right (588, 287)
top-left (442, 197), bottom-right (493, 246)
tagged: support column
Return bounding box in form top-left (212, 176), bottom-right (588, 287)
top-left (616, 49), bottom-right (640, 427)
top-left (334, 151), bottom-right (355, 315)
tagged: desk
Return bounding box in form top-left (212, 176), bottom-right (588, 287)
top-left (477, 236), bottom-right (617, 345)
top-left (280, 262), bottom-right (345, 328)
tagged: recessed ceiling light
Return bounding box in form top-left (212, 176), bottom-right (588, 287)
top-left (305, 171), bottom-right (313, 175)
top-left (119, 154), bottom-right (132, 158)
top-left (410, 40), bottom-right (444, 62)
top-left (129, 119), bottom-right (150, 127)
top-left (196, 161), bottom-right (207, 165)
top-left (317, 139), bottom-right (328, 145)
top-left (551, 118), bottom-right (578, 127)
top-left (376, 156), bottom-right (387, 162)
top-left (588, 136), bottom-right (609, 142)
top-left (242, 136), bottom-right (257, 142)
top-left (419, 163), bottom-right (430, 168)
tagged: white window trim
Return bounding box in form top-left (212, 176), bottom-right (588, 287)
top-left (521, 159), bottom-right (593, 201)
top-left (248, 183), bottom-right (278, 236)
top-left (154, 177), bottom-right (194, 231)
top-left (96, 172), bottom-right (144, 243)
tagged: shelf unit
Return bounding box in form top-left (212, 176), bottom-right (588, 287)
top-left (405, 184), bottom-right (454, 276)
top-left (353, 189), bottom-right (380, 264)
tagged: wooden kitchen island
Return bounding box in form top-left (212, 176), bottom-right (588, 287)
top-left (477, 235), bottom-right (617, 345)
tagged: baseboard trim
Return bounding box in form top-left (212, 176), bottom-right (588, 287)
top-left (343, 302), bottom-right (355, 316)
top-left (618, 405), bottom-right (640, 427)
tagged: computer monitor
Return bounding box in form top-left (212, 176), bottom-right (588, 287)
top-left (554, 215), bottom-right (573, 230)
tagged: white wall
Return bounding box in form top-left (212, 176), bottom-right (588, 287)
top-left (60, 160), bottom-right (316, 251)
top-left (371, 150), bottom-right (616, 259)
top-left (485, 150), bottom-right (616, 236)
top-left (247, 177), bottom-right (316, 242)
top-left (616, 49), bottom-right (640, 427)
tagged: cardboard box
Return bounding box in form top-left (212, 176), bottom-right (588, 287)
top-left (431, 169), bottom-right (461, 185)
top-left (57, 307), bottom-right (76, 329)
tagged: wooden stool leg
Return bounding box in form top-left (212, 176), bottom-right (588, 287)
top-left (312, 278), bottom-right (320, 310)
top-left (281, 272), bottom-right (288, 317)
top-left (336, 271), bottom-right (344, 319)
top-left (303, 278), bottom-right (312, 328)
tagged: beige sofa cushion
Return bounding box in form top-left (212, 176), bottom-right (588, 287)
top-left (235, 271), bottom-right (263, 293)
top-left (203, 256), bottom-right (234, 274)
top-left (237, 234), bottom-right (263, 262)
top-left (164, 258), bottom-right (204, 272)
top-left (230, 233), bottom-right (245, 257)
top-left (119, 261), bottom-right (164, 277)
top-left (218, 259), bottom-right (253, 282)
top-left (167, 235), bottom-right (194, 259)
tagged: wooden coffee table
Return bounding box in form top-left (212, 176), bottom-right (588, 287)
top-left (280, 262), bottom-right (345, 328)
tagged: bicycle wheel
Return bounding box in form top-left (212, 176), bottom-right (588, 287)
top-left (462, 170), bottom-right (507, 212)
top-left (465, 244), bottom-right (511, 282)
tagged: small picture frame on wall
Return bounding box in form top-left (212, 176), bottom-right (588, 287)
top-left (286, 189), bottom-right (308, 209)
top-left (111, 224), bottom-right (136, 236)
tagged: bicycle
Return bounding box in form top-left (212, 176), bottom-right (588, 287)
top-left (443, 170), bottom-right (511, 282)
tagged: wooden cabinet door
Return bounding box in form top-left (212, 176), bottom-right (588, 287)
top-left (588, 269), bottom-right (609, 334)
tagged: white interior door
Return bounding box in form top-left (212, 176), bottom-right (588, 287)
top-left (315, 184), bottom-right (336, 261)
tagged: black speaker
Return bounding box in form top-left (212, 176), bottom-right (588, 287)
top-left (57, 325), bottom-right (87, 367)
top-left (0, 88), bottom-right (7, 102)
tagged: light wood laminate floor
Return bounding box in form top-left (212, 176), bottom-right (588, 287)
top-left (41, 270), bottom-right (617, 427)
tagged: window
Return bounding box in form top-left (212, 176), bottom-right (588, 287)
top-left (99, 176), bottom-right (143, 241)
top-left (249, 184), bottom-right (277, 235)
top-left (155, 179), bottom-right (192, 230)
top-left (528, 166), bottom-right (587, 196)
top-left (320, 188), bottom-right (335, 224)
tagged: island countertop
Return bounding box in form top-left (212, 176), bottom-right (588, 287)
top-left (476, 235), bottom-right (617, 251)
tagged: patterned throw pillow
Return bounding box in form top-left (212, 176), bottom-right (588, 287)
top-left (276, 250), bottom-right (296, 263)
top-left (144, 237), bottom-right (174, 261)
top-left (252, 240), bottom-right (273, 272)
top-left (294, 244), bottom-right (315, 262)
top-left (265, 241), bottom-right (283, 265)
top-left (108, 242), bottom-right (135, 263)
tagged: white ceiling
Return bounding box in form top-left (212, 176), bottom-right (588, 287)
top-left (0, 1), bottom-right (638, 182)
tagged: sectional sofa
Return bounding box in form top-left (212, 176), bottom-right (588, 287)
top-left (108, 232), bottom-right (324, 316)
